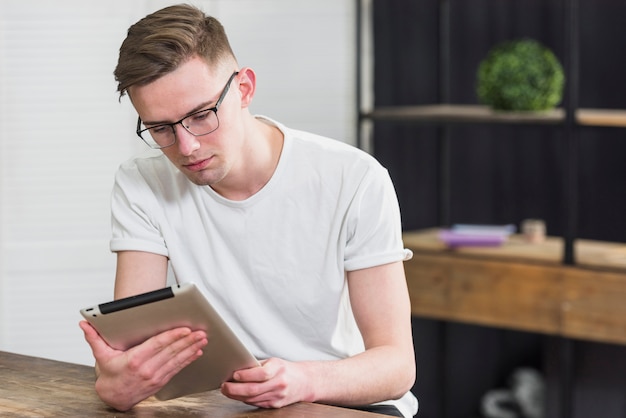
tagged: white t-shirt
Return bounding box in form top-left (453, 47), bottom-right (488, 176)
top-left (110, 117), bottom-right (418, 417)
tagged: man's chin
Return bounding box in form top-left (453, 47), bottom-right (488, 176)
top-left (188, 176), bottom-right (214, 186)
top-left (183, 171), bottom-right (223, 187)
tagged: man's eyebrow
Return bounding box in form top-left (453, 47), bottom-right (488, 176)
top-left (142, 100), bottom-right (216, 126)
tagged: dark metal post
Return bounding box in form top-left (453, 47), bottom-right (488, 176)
top-left (560, 0), bottom-right (578, 417)
top-left (355, 0), bottom-right (363, 150)
top-left (563, 0), bottom-right (579, 265)
top-left (437, 0), bottom-right (452, 227)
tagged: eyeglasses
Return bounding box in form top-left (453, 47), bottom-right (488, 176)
top-left (135, 71), bottom-right (239, 149)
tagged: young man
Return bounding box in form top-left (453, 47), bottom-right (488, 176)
top-left (79, 4), bottom-right (418, 417)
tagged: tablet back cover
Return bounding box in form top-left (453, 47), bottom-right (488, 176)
top-left (80, 283), bottom-right (259, 400)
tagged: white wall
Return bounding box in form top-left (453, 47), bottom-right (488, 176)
top-left (0, 0), bottom-right (356, 365)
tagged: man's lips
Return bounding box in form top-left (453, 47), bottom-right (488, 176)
top-left (183, 157), bottom-right (211, 172)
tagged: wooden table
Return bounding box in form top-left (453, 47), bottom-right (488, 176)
top-left (403, 229), bottom-right (626, 345)
top-left (0, 351), bottom-right (385, 417)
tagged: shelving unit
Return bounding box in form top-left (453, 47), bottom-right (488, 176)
top-left (356, 1), bottom-right (626, 418)
top-left (356, 0), bottom-right (626, 267)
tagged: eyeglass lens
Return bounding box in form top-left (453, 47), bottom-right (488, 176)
top-left (140, 109), bottom-right (219, 148)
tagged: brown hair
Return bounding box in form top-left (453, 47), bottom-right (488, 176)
top-left (114, 4), bottom-right (236, 98)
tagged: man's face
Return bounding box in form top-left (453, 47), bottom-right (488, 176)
top-left (129, 57), bottom-right (241, 186)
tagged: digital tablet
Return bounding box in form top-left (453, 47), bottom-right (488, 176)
top-left (80, 283), bottom-right (259, 400)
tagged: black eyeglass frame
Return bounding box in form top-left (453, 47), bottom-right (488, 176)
top-left (135, 71), bottom-right (240, 149)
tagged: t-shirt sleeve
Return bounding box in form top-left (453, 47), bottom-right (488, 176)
top-left (109, 162), bottom-right (169, 257)
top-left (343, 162), bottom-right (411, 271)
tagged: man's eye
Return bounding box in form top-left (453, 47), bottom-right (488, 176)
top-left (191, 110), bottom-right (211, 122)
top-left (150, 126), bottom-right (169, 135)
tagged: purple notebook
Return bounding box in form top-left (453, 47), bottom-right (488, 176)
top-left (439, 229), bottom-right (507, 247)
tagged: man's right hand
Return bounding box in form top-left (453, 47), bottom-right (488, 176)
top-left (79, 320), bottom-right (208, 411)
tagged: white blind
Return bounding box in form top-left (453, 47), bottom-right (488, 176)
top-left (0, 0), bottom-right (355, 365)
top-left (0, 0), bottom-right (144, 364)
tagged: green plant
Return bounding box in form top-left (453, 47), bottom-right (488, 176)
top-left (476, 39), bottom-right (565, 111)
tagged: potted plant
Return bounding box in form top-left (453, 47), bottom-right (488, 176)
top-left (476, 39), bottom-right (565, 111)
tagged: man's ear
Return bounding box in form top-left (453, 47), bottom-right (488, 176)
top-left (237, 67), bottom-right (256, 108)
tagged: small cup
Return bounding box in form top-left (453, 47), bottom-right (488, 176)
top-left (522, 219), bottom-right (546, 244)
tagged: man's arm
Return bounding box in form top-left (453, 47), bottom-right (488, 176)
top-left (80, 251), bottom-right (208, 411)
top-left (113, 250), bottom-right (169, 298)
top-left (220, 260), bottom-right (416, 408)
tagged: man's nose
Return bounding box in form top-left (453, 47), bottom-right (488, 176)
top-left (173, 124), bottom-right (200, 156)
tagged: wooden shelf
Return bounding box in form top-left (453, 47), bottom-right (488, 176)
top-left (403, 228), bottom-right (626, 271)
top-left (362, 104), bottom-right (626, 128)
top-left (576, 108), bottom-right (626, 127)
top-left (362, 104), bottom-right (565, 124)
top-left (403, 229), bottom-right (626, 346)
